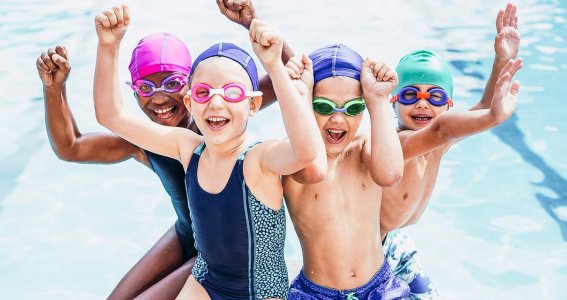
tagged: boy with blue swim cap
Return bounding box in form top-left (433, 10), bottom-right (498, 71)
top-left (380, 3), bottom-right (522, 297)
top-left (284, 44), bottom-right (410, 299)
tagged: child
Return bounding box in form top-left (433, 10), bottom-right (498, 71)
top-left (37, 34), bottom-right (198, 299)
top-left (283, 44), bottom-right (410, 299)
top-left (93, 5), bottom-right (324, 300)
top-left (380, 3), bottom-right (522, 237)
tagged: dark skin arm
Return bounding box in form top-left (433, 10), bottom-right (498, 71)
top-left (217, 0), bottom-right (295, 109)
top-left (37, 46), bottom-right (148, 165)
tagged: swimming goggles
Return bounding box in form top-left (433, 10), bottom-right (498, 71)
top-left (312, 97), bottom-right (366, 116)
top-left (188, 82), bottom-right (263, 103)
top-left (390, 86), bottom-right (453, 107)
top-left (126, 73), bottom-right (187, 97)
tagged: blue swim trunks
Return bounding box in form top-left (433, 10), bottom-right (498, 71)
top-left (288, 260), bottom-right (410, 300)
top-left (382, 229), bottom-right (439, 299)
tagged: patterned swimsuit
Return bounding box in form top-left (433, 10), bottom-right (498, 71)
top-left (186, 143), bottom-right (288, 299)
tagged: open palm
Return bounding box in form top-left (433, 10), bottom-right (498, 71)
top-left (495, 3), bottom-right (520, 60)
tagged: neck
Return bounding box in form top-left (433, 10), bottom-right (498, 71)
top-left (204, 133), bottom-right (248, 159)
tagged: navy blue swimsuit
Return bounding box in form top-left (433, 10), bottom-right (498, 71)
top-left (145, 150), bottom-right (197, 258)
top-left (186, 143), bottom-right (288, 299)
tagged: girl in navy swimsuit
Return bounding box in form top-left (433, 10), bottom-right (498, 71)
top-left (93, 6), bottom-right (325, 300)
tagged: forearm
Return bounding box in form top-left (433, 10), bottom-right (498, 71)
top-left (437, 109), bottom-right (500, 140)
top-left (471, 58), bottom-right (508, 111)
top-left (368, 101), bottom-right (403, 186)
top-left (94, 44), bottom-right (124, 129)
top-left (269, 64), bottom-right (321, 162)
top-left (43, 85), bottom-right (81, 160)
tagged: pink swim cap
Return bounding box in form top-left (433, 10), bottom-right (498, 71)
top-left (128, 32), bottom-right (192, 83)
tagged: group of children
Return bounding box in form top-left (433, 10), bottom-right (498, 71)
top-left (36, 1), bottom-right (522, 299)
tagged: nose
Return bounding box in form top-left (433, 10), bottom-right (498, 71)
top-left (151, 91), bottom-right (169, 105)
top-left (414, 98), bottom-right (430, 109)
top-left (330, 112), bottom-right (347, 123)
top-left (208, 94), bottom-right (225, 109)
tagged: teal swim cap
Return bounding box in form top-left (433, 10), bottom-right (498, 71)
top-left (393, 50), bottom-right (453, 98)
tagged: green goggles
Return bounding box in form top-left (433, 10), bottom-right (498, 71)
top-left (312, 97), bottom-right (366, 116)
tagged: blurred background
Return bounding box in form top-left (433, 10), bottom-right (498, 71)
top-left (0, 0), bottom-right (566, 298)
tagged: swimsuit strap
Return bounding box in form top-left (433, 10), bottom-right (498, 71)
top-left (193, 142), bottom-right (206, 155)
top-left (238, 140), bottom-right (262, 160)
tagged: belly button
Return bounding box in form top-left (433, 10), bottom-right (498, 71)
top-left (350, 271), bottom-right (356, 278)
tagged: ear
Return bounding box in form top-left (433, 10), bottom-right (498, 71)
top-left (249, 96), bottom-right (262, 117)
top-left (183, 94), bottom-right (193, 114)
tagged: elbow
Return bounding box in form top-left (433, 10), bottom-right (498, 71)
top-left (373, 171), bottom-right (403, 187)
top-left (52, 144), bottom-right (82, 162)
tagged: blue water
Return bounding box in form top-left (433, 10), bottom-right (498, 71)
top-left (1, 0), bottom-right (566, 299)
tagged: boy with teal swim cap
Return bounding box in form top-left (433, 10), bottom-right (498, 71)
top-left (380, 4), bottom-right (522, 296)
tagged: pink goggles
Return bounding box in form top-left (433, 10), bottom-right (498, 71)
top-left (126, 73), bottom-right (187, 97)
top-left (188, 82), bottom-right (262, 103)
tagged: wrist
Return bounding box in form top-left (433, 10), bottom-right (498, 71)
top-left (44, 84), bottom-right (66, 92)
top-left (97, 41), bottom-right (121, 50)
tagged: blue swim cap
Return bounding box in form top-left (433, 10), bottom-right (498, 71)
top-left (309, 44), bottom-right (364, 86)
top-left (394, 49), bottom-right (454, 98)
top-left (188, 42), bottom-right (260, 91)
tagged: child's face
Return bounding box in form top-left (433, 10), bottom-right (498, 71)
top-left (135, 71), bottom-right (190, 128)
top-left (394, 84), bottom-right (450, 131)
top-left (184, 57), bottom-right (261, 145)
top-left (313, 76), bottom-right (363, 155)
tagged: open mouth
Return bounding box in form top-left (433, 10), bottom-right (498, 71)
top-left (152, 106), bottom-right (177, 119)
top-left (411, 114), bottom-right (433, 124)
top-left (325, 129), bottom-right (347, 144)
top-left (205, 117), bottom-right (230, 131)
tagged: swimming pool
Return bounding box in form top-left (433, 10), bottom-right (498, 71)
top-left (0, 0), bottom-right (565, 298)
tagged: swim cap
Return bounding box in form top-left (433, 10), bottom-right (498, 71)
top-left (394, 49), bottom-right (453, 98)
top-left (309, 44), bottom-right (364, 86)
top-left (188, 42), bottom-right (259, 91)
top-left (128, 32), bottom-right (192, 83)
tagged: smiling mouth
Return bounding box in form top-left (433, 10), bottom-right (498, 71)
top-left (325, 129), bottom-right (347, 144)
top-left (206, 117), bottom-right (230, 130)
top-left (152, 106), bottom-right (177, 119)
top-left (411, 115), bottom-right (433, 123)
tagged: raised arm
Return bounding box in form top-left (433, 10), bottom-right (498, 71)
top-left (37, 46), bottom-right (146, 164)
top-left (249, 19), bottom-right (324, 176)
top-left (216, 0), bottom-right (295, 108)
top-left (470, 2), bottom-right (521, 111)
top-left (93, 5), bottom-right (200, 167)
top-left (401, 60), bottom-right (521, 160)
top-left (360, 59), bottom-right (403, 187)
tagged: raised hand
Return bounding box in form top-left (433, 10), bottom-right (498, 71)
top-left (490, 58), bottom-right (522, 122)
top-left (217, 0), bottom-right (256, 29)
top-left (495, 3), bottom-right (520, 61)
top-left (360, 58), bottom-right (398, 105)
top-left (37, 46), bottom-right (71, 88)
top-left (94, 5), bottom-right (130, 46)
top-left (285, 55), bottom-right (314, 97)
top-left (249, 19), bottom-right (283, 70)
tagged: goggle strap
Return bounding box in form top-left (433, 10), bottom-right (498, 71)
top-left (246, 91), bottom-right (263, 97)
top-left (390, 95), bottom-right (398, 103)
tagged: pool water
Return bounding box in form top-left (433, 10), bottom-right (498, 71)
top-left (0, 0), bottom-right (566, 299)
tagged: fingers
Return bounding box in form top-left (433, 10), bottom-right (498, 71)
top-left (502, 3), bottom-right (512, 28)
top-left (55, 45), bottom-right (68, 60)
top-left (510, 3), bottom-right (517, 28)
top-left (301, 54), bottom-right (313, 73)
top-left (509, 57), bottom-right (523, 78)
top-left (52, 54), bottom-right (71, 73)
top-left (285, 56), bottom-right (303, 79)
top-left (250, 19), bottom-right (280, 47)
top-left (226, 0), bottom-right (247, 11)
top-left (509, 80), bottom-right (521, 96)
top-left (36, 55), bottom-right (50, 73)
top-left (496, 9), bottom-right (504, 32)
top-left (102, 9), bottom-right (118, 27)
top-left (96, 5), bottom-right (128, 28)
top-left (41, 49), bottom-right (57, 70)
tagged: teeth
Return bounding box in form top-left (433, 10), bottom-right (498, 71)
top-left (207, 117), bottom-right (227, 122)
top-left (328, 129), bottom-right (345, 133)
top-left (154, 107), bottom-right (174, 114)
